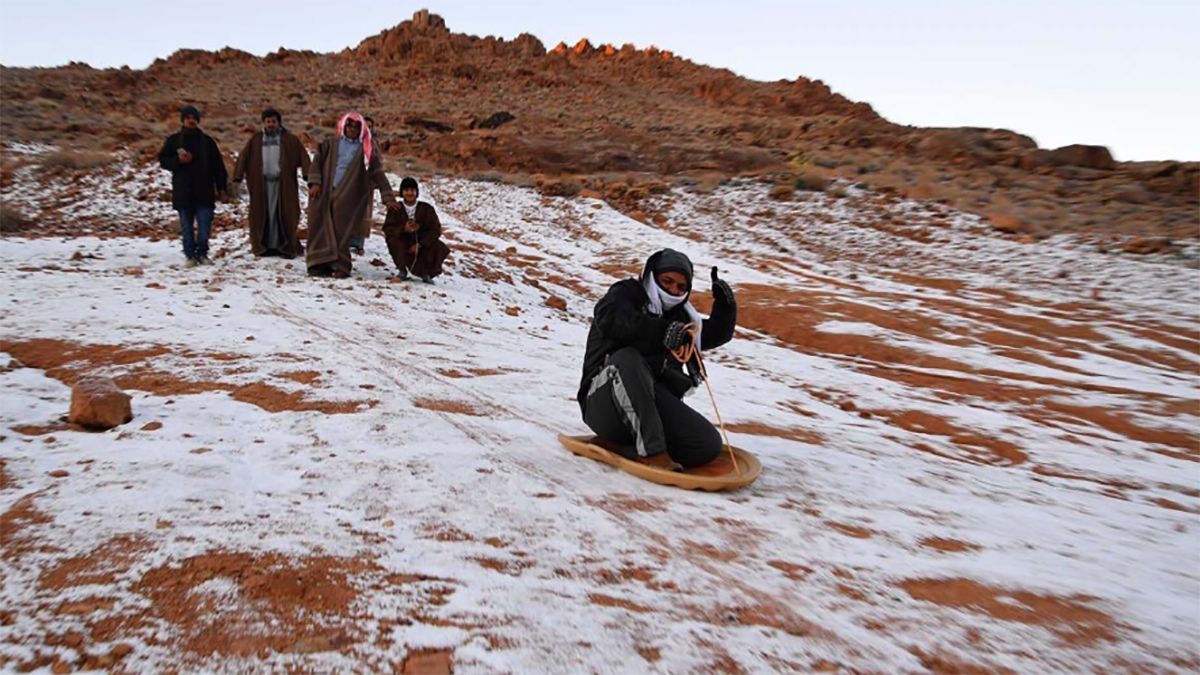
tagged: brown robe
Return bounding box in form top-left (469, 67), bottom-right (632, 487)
top-left (383, 201), bottom-right (450, 279)
top-left (306, 136), bottom-right (394, 274)
top-left (354, 192), bottom-right (375, 245)
top-left (232, 130), bottom-right (311, 258)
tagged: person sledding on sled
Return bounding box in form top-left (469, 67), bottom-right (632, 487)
top-left (577, 248), bottom-right (737, 468)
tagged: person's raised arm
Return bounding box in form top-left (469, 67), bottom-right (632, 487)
top-left (700, 266), bottom-right (737, 351)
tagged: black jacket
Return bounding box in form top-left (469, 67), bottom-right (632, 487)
top-left (577, 267), bottom-right (737, 413)
top-left (158, 129), bottom-right (228, 209)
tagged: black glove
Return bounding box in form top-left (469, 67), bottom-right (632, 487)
top-left (711, 266), bottom-right (734, 307)
top-left (663, 321), bottom-right (690, 351)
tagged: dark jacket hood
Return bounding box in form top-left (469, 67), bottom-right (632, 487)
top-left (640, 248), bottom-right (694, 295)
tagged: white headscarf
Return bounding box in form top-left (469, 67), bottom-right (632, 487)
top-left (643, 275), bottom-right (704, 347)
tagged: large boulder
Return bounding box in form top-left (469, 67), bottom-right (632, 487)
top-left (68, 377), bottom-right (132, 429)
top-left (1046, 144), bottom-right (1115, 170)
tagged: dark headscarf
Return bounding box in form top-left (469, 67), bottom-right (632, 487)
top-left (180, 105), bottom-right (201, 122)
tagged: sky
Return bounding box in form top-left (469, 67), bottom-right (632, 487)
top-left (1, 0), bottom-right (1196, 161)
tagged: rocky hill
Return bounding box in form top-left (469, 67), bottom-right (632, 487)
top-left (1, 9), bottom-right (1196, 240)
top-left (0, 11), bottom-right (1198, 672)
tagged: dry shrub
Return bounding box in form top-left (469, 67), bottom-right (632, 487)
top-left (500, 173), bottom-right (536, 188)
top-left (794, 170), bottom-right (831, 192)
top-left (0, 203), bottom-right (35, 232)
top-left (539, 179), bottom-right (582, 197)
top-left (468, 171), bottom-right (503, 183)
top-left (767, 184), bottom-right (795, 201)
top-left (40, 149), bottom-right (114, 172)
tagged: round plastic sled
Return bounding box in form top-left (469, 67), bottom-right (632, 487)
top-left (558, 434), bottom-right (761, 492)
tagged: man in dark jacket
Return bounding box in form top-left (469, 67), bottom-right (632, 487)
top-left (577, 249), bottom-right (737, 468)
top-left (158, 105), bottom-right (228, 267)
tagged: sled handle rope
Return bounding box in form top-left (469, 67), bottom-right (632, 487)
top-left (670, 323), bottom-right (741, 477)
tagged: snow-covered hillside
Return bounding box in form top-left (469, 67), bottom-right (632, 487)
top-left (2, 152), bottom-right (1198, 672)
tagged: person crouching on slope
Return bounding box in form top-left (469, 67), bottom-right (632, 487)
top-left (577, 248), bottom-right (737, 468)
top-left (382, 177), bottom-right (450, 282)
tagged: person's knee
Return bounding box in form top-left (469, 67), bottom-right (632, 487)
top-left (607, 347), bottom-right (644, 370)
top-left (679, 422), bottom-right (722, 468)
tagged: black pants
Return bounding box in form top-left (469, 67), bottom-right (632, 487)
top-left (583, 347), bottom-right (721, 469)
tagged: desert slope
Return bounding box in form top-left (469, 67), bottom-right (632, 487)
top-left (1, 139), bottom-right (1198, 671)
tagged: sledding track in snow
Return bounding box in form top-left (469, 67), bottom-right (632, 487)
top-left (2, 158), bottom-right (1198, 672)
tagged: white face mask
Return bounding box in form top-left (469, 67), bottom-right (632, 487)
top-left (655, 280), bottom-right (687, 310)
top-left (644, 275), bottom-right (688, 316)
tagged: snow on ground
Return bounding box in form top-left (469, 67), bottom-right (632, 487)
top-left (1, 163), bottom-right (1198, 672)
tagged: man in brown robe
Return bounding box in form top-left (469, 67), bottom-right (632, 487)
top-left (232, 109), bottom-right (311, 258)
top-left (383, 177), bottom-right (450, 282)
top-left (348, 115), bottom-right (378, 257)
top-left (306, 112), bottom-right (397, 278)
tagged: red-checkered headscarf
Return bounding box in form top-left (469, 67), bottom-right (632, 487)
top-left (336, 112), bottom-right (373, 169)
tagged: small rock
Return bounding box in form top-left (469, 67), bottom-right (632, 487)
top-left (505, 306), bottom-right (521, 316)
top-left (48, 469), bottom-right (69, 478)
top-left (545, 295), bottom-right (567, 311)
top-left (768, 184), bottom-right (795, 201)
top-left (140, 421), bottom-right (163, 431)
top-left (365, 503), bottom-right (387, 520)
top-left (63, 632), bottom-right (84, 648)
top-left (110, 643), bottom-right (134, 659)
top-left (68, 377), bottom-right (132, 430)
top-left (1122, 237), bottom-right (1175, 255)
top-left (987, 213), bottom-right (1027, 234)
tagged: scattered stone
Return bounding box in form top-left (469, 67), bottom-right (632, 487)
top-left (405, 117), bottom-right (454, 133)
top-left (1046, 144), bottom-right (1115, 170)
top-left (545, 295), bottom-right (567, 311)
top-left (365, 503), bottom-right (388, 520)
top-left (504, 306), bottom-right (521, 316)
top-left (1122, 237), bottom-right (1175, 255)
top-left (768, 184), bottom-right (795, 201)
top-left (539, 180), bottom-right (582, 198)
top-left (68, 377), bottom-right (132, 430)
top-left (472, 111), bottom-right (515, 129)
top-left (987, 213), bottom-right (1028, 234)
top-left (47, 469), bottom-right (69, 478)
top-left (140, 421), bottom-right (163, 431)
top-left (110, 643), bottom-right (134, 659)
